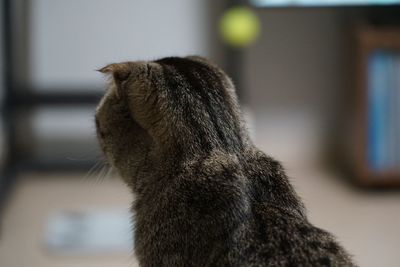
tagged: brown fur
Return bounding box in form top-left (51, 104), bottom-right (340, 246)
top-left (95, 56), bottom-right (356, 266)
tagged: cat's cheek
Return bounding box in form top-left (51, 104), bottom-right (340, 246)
top-left (97, 141), bottom-right (109, 162)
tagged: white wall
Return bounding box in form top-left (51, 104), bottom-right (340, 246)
top-left (20, 0), bottom-right (211, 161)
top-left (28, 0), bottom-right (210, 90)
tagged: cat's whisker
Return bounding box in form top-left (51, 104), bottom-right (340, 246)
top-left (104, 165), bottom-right (114, 179)
top-left (94, 162), bottom-right (111, 184)
top-left (66, 146), bottom-right (103, 162)
top-left (66, 155), bottom-right (93, 161)
top-left (83, 159), bottom-right (103, 182)
top-left (92, 162), bottom-right (105, 183)
top-left (95, 165), bottom-right (106, 183)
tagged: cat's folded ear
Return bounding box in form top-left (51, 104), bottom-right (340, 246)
top-left (97, 62), bottom-right (132, 97)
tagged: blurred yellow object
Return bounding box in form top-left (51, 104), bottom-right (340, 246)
top-left (219, 6), bottom-right (260, 48)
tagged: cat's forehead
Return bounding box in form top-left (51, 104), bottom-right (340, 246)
top-left (155, 56), bottom-right (201, 66)
top-left (154, 57), bottom-right (216, 74)
top-left (153, 57), bottom-right (225, 86)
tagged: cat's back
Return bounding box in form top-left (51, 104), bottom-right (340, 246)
top-left (222, 150), bottom-right (356, 266)
top-left (134, 149), bottom-right (355, 266)
top-left (228, 204), bottom-right (354, 266)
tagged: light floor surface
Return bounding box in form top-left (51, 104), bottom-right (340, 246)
top-left (1, 165), bottom-right (399, 267)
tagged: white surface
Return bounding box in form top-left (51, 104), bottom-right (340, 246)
top-left (44, 209), bottom-right (132, 255)
top-left (29, 0), bottom-right (209, 90)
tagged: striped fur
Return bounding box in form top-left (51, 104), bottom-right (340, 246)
top-left (96, 56), bottom-right (356, 266)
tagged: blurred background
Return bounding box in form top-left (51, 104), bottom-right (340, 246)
top-left (0, 0), bottom-right (400, 266)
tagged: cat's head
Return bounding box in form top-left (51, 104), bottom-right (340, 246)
top-left (95, 56), bottom-right (249, 186)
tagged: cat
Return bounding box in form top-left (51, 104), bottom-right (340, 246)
top-left (95, 56), bottom-right (356, 266)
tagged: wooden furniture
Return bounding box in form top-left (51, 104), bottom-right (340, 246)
top-left (355, 26), bottom-right (400, 187)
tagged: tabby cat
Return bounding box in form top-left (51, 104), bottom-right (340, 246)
top-left (95, 56), bottom-right (356, 266)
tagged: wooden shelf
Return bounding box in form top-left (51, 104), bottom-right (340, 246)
top-left (354, 25), bottom-right (400, 187)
